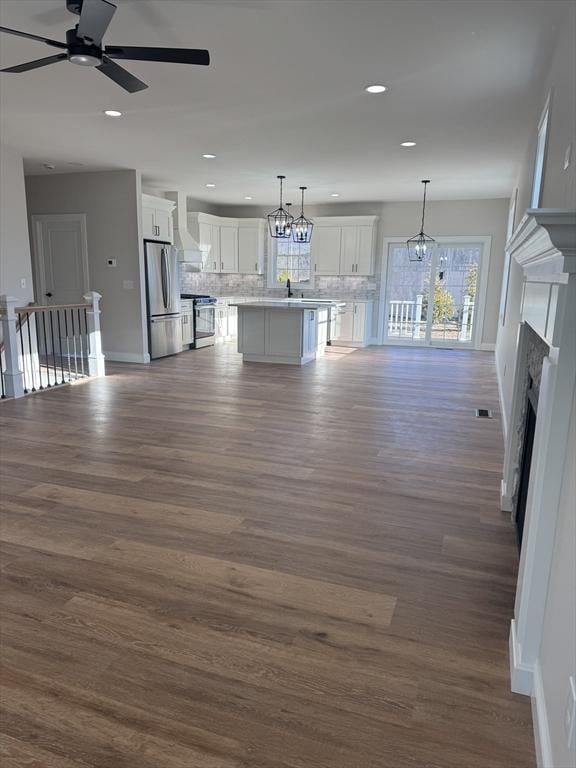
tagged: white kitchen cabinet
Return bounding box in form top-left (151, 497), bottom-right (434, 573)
top-left (189, 213), bottom-right (263, 274)
top-left (311, 217), bottom-right (377, 276)
top-left (334, 301), bottom-right (373, 347)
top-left (339, 226), bottom-right (375, 275)
top-left (238, 220), bottom-right (265, 274)
top-left (219, 225), bottom-right (239, 273)
top-left (313, 226), bottom-right (341, 275)
top-left (141, 194), bottom-right (175, 243)
top-left (198, 222), bottom-right (220, 272)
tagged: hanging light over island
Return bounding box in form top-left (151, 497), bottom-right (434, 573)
top-left (292, 186), bottom-right (314, 243)
top-left (267, 175), bottom-right (294, 239)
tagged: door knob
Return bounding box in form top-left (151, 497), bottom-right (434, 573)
top-left (45, 292), bottom-right (53, 297)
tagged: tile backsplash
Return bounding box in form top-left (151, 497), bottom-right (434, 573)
top-left (180, 265), bottom-right (379, 301)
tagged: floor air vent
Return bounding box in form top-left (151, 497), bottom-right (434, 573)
top-left (475, 408), bottom-right (493, 419)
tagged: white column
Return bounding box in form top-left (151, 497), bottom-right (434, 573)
top-left (0, 295), bottom-right (25, 398)
top-left (83, 291), bottom-right (106, 377)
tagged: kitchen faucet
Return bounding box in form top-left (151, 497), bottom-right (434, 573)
top-left (286, 278), bottom-right (293, 298)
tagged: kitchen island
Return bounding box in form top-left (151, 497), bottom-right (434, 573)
top-left (231, 300), bottom-right (344, 365)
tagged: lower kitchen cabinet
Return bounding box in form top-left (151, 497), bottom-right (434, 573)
top-left (334, 301), bottom-right (373, 346)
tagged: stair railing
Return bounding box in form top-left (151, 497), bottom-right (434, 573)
top-left (0, 291), bottom-right (105, 400)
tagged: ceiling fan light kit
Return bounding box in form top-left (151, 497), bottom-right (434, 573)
top-left (0, 0), bottom-right (210, 93)
top-left (407, 179), bottom-right (436, 262)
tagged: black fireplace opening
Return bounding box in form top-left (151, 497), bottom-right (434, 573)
top-left (515, 378), bottom-right (538, 550)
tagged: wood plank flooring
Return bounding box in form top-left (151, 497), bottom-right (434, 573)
top-left (0, 344), bottom-right (535, 767)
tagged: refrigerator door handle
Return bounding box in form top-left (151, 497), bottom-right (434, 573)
top-left (161, 248), bottom-right (168, 309)
top-left (167, 248), bottom-right (172, 309)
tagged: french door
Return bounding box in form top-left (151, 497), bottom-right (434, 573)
top-left (384, 241), bottom-right (484, 347)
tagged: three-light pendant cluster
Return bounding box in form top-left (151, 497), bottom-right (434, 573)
top-left (267, 175), bottom-right (314, 243)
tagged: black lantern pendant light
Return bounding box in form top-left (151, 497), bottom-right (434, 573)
top-left (292, 186), bottom-right (314, 243)
top-left (267, 175), bottom-right (294, 239)
top-left (407, 179), bottom-right (436, 262)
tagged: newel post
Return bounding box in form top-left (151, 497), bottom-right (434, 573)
top-left (83, 291), bottom-right (106, 377)
top-left (0, 295), bottom-right (25, 398)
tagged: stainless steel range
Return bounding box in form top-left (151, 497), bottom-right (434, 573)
top-left (181, 294), bottom-right (217, 349)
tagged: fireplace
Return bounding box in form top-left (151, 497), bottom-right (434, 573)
top-left (499, 208), bottom-right (575, 697)
top-left (515, 379), bottom-right (537, 548)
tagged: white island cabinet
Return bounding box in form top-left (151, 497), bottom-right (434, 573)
top-left (231, 301), bottom-right (331, 365)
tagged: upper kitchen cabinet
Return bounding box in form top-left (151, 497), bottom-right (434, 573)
top-left (142, 194), bottom-right (175, 243)
top-left (313, 225), bottom-right (341, 275)
top-left (238, 219), bottom-right (266, 274)
top-left (189, 213), bottom-right (266, 274)
top-left (311, 216), bottom-right (377, 276)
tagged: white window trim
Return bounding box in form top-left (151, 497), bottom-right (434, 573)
top-left (530, 91), bottom-right (551, 209)
top-left (266, 235), bottom-right (316, 291)
top-left (377, 235), bottom-right (493, 350)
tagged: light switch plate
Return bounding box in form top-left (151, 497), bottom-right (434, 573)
top-left (122, 280), bottom-right (134, 290)
top-left (566, 675), bottom-right (576, 751)
top-left (20, 278), bottom-right (26, 289)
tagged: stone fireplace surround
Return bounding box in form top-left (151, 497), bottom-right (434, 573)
top-left (500, 209), bottom-right (575, 702)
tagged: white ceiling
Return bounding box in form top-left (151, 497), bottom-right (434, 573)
top-left (0, 0), bottom-right (567, 204)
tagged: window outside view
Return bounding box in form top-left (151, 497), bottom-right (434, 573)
top-left (275, 239), bottom-right (312, 286)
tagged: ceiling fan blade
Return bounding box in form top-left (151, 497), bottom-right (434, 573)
top-left (77, 0), bottom-right (117, 45)
top-left (105, 46), bottom-right (210, 66)
top-left (0, 25), bottom-right (67, 49)
top-left (97, 56), bottom-right (148, 93)
top-left (1, 53), bottom-right (68, 73)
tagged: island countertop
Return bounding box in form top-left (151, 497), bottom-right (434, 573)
top-left (230, 300), bottom-right (345, 310)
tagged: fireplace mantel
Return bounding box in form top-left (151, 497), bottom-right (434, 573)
top-left (508, 208), bottom-right (576, 280)
top-left (504, 207), bottom-right (576, 698)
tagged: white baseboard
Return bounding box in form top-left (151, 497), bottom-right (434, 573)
top-left (479, 342), bottom-right (496, 351)
top-left (509, 619), bottom-right (534, 696)
top-left (532, 661), bottom-right (553, 768)
top-left (495, 351), bottom-right (509, 442)
top-left (501, 479), bottom-right (514, 512)
top-left (104, 351), bottom-right (150, 364)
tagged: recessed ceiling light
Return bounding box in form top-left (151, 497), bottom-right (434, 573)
top-left (401, 141), bottom-right (417, 147)
top-left (244, 196), bottom-right (253, 200)
top-left (202, 154), bottom-right (216, 159)
top-left (103, 109), bottom-right (122, 117)
top-left (330, 193), bottom-right (340, 198)
top-left (205, 183), bottom-right (216, 188)
top-left (365, 84), bottom-right (387, 94)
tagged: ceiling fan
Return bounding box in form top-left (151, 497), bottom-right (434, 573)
top-left (0, 0), bottom-right (210, 93)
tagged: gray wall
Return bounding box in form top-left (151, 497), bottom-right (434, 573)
top-left (496, 8), bottom-right (576, 426)
top-left (0, 144), bottom-right (34, 303)
top-left (25, 170), bottom-right (147, 362)
top-left (493, 7), bottom-right (576, 766)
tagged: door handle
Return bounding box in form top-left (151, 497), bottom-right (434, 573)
top-left (45, 292), bottom-right (53, 297)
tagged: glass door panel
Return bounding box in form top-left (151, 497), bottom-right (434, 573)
top-left (385, 242), bottom-right (482, 346)
top-left (430, 244), bottom-right (481, 344)
top-left (386, 244), bottom-right (431, 342)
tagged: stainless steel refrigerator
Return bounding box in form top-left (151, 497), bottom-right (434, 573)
top-left (144, 241), bottom-right (181, 359)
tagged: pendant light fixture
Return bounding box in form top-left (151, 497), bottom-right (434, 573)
top-left (292, 186), bottom-right (314, 243)
top-left (407, 179), bottom-right (436, 262)
top-left (267, 175), bottom-right (294, 239)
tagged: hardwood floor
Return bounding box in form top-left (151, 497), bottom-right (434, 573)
top-left (0, 344), bottom-right (534, 767)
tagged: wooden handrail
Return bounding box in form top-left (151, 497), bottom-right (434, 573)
top-left (15, 303), bottom-right (91, 313)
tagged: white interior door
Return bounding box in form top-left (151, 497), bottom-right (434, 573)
top-left (383, 241), bottom-right (484, 347)
top-left (32, 214), bottom-right (90, 304)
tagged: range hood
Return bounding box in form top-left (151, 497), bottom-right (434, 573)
top-left (165, 191), bottom-right (203, 265)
